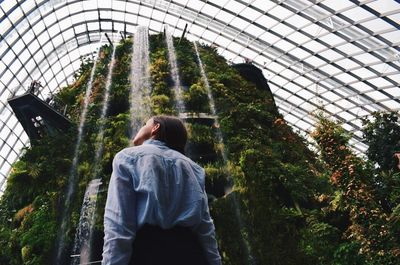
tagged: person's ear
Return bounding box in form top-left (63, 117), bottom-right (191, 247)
top-left (151, 123), bottom-right (160, 136)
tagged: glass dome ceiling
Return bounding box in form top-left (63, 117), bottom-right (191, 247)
top-left (1, 0), bottom-right (399, 193)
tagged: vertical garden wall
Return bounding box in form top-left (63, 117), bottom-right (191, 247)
top-left (0, 33), bottom-right (399, 265)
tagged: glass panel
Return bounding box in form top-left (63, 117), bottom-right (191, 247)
top-left (302, 40), bottom-right (327, 53)
top-left (289, 94), bottom-right (304, 105)
top-left (38, 31), bottom-right (49, 44)
top-left (100, 0), bottom-right (112, 9)
top-left (336, 42), bottom-right (363, 56)
top-left (350, 68), bottom-right (375, 79)
top-left (335, 58), bottom-right (361, 69)
top-left (230, 17), bottom-right (249, 29)
top-left (10, 60), bottom-right (22, 73)
top-left (352, 81), bottom-right (372, 93)
top-left (139, 5), bottom-right (152, 17)
top-left (259, 31), bottom-right (280, 44)
top-left (2, 51), bottom-right (15, 66)
top-left (269, 5), bottom-right (294, 20)
top-left (319, 33), bottom-right (345, 46)
top-left (286, 31), bottom-right (311, 45)
top-left (297, 89), bottom-right (314, 100)
top-left (368, 76), bottom-right (394, 87)
top-left (100, 21), bottom-right (112, 30)
top-left (381, 100), bottom-right (400, 109)
top-left (111, 0), bottom-right (125, 11)
top-left (226, 1), bottom-right (247, 15)
top-left (353, 53), bottom-right (380, 65)
top-left (319, 64), bottom-right (341, 76)
top-left (295, 76), bottom-right (313, 87)
top-left (285, 14), bottom-right (311, 29)
top-left (87, 22), bottom-right (99, 31)
top-left (0, 1), bottom-right (16, 14)
top-left (271, 23), bottom-right (293, 36)
top-left (319, 48), bottom-right (343, 61)
top-left (321, 90), bottom-right (341, 101)
top-left (43, 10), bottom-right (56, 27)
top-left (33, 19), bottom-right (46, 35)
top-left (214, 9), bottom-right (235, 22)
top-left (255, 15), bottom-right (277, 29)
top-left (240, 6), bottom-right (262, 19)
top-left (380, 30), bottom-right (400, 45)
top-left (367, 0), bottom-right (400, 14)
top-left (137, 16), bottom-right (150, 26)
top-left (365, 90), bottom-right (388, 101)
top-left (275, 39), bottom-right (296, 53)
top-left (303, 56), bottom-right (326, 68)
top-left (86, 10), bottom-right (99, 21)
top-left (341, 5), bottom-right (374, 21)
top-left (19, 0), bottom-right (34, 13)
top-left (22, 30), bottom-right (35, 44)
top-left (0, 19), bottom-right (12, 35)
top-left (387, 14), bottom-right (400, 25)
top-left (126, 2), bottom-right (139, 14)
top-left (8, 6), bottom-right (23, 24)
top-left (252, 0), bottom-right (275, 11)
top-left (275, 88), bottom-right (292, 99)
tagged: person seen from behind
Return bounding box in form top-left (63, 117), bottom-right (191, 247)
top-left (102, 115), bottom-right (222, 265)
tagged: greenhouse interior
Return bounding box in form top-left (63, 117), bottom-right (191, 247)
top-left (0, 0), bottom-right (400, 264)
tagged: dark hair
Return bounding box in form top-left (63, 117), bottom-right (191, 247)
top-left (152, 115), bottom-right (187, 154)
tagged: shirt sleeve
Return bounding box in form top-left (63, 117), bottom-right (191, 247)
top-left (194, 199), bottom-right (222, 265)
top-left (192, 166), bottom-right (222, 265)
top-left (102, 152), bottom-right (137, 265)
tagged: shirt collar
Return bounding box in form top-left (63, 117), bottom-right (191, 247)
top-left (143, 139), bottom-right (167, 147)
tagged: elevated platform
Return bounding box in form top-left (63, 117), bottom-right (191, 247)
top-left (179, 112), bottom-right (217, 126)
top-left (8, 92), bottom-right (73, 141)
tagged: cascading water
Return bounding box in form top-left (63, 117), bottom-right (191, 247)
top-left (93, 42), bottom-right (117, 169)
top-left (69, 43), bottom-right (117, 265)
top-left (55, 35), bottom-right (104, 264)
top-left (193, 41), bottom-right (256, 265)
top-left (70, 179), bottom-right (102, 265)
top-left (165, 28), bottom-right (186, 113)
top-left (193, 42), bottom-right (228, 163)
top-left (130, 26), bottom-right (152, 139)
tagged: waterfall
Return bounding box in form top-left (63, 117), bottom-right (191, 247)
top-left (70, 42), bottom-right (117, 265)
top-left (93, 43), bottom-right (117, 169)
top-left (55, 35), bottom-right (104, 264)
top-left (70, 179), bottom-right (102, 265)
top-left (193, 41), bottom-right (256, 265)
top-left (130, 26), bottom-right (152, 139)
top-left (193, 42), bottom-right (228, 164)
top-left (165, 28), bottom-right (186, 113)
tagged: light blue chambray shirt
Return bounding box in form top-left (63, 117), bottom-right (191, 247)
top-left (102, 139), bottom-right (221, 265)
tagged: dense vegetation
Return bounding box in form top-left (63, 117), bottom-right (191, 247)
top-left (0, 33), bottom-right (399, 265)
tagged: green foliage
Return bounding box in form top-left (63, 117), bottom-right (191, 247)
top-left (108, 38), bottom-right (132, 116)
top-left (174, 37), bottom-right (200, 86)
top-left (149, 40), bottom-right (176, 115)
top-left (362, 112), bottom-right (400, 170)
top-left (19, 196), bottom-right (57, 265)
top-left (150, 94), bottom-right (175, 115)
top-left (312, 113), bottom-right (400, 264)
top-left (196, 42), bottom-right (322, 264)
top-left (210, 192), bottom-right (253, 265)
top-left (3, 32), bottom-right (399, 265)
top-left (186, 123), bottom-right (215, 146)
top-left (183, 82), bottom-right (210, 113)
top-left (332, 242), bottom-right (366, 265)
top-left (299, 211), bottom-right (341, 265)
